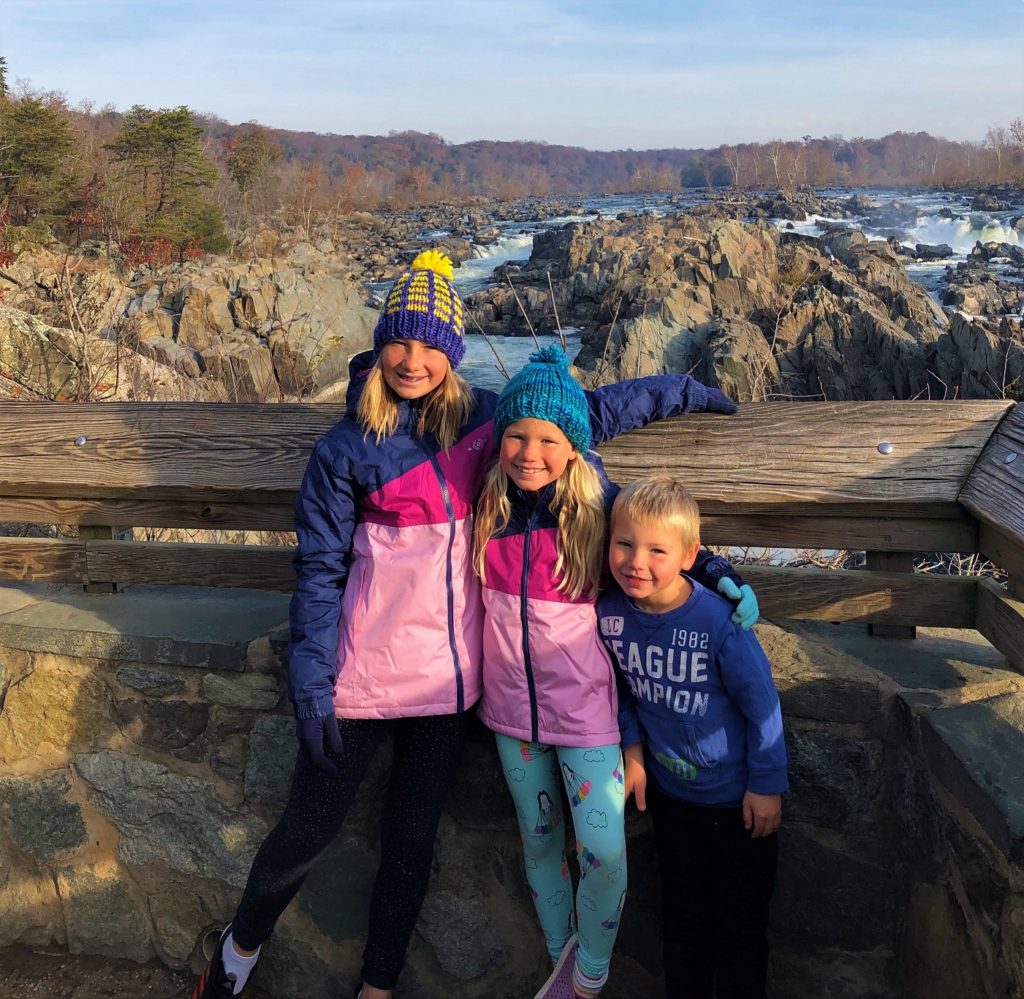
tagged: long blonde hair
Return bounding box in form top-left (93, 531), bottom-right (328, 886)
top-left (356, 357), bottom-right (474, 449)
top-left (474, 453), bottom-right (607, 601)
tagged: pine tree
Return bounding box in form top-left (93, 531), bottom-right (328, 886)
top-left (106, 105), bottom-right (226, 253)
top-left (0, 95), bottom-right (76, 224)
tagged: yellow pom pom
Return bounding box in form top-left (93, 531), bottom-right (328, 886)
top-left (410, 249), bottom-right (455, 282)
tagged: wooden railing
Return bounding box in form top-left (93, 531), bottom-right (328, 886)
top-left (0, 400), bottom-right (1021, 669)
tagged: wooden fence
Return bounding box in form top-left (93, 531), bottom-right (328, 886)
top-left (0, 400), bottom-right (1021, 668)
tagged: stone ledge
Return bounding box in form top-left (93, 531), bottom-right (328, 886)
top-left (0, 583), bottom-right (289, 671)
top-left (920, 693), bottom-right (1024, 863)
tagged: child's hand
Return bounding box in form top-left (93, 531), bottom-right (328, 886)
top-left (623, 743), bottom-right (648, 812)
top-left (742, 790), bottom-right (781, 837)
top-left (718, 578), bottom-right (760, 630)
top-left (296, 714), bottom-right (345, 775)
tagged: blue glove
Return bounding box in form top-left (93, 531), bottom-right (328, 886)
top-left (677, 376), bottom-right (738, 416)
top-left (704, 387), bottom-right (738, 415)
top-left (718, 577), bottom-right (759, 630)
top-left (296, 714), bottom-right (344, 775)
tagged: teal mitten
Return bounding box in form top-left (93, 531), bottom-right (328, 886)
top-left (717, 577), bottom-right (759, 631)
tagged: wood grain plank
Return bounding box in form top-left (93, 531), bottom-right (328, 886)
top-left (0, 498), bottom-right (295, 531)
top-left (959, 402), bottom-right (1024, 550)
top-left (79, 543), bottom-right (979, 627)
top-left (0, 538), bottom-right (86, 582)
top-left (85, 541), bottom-right (294, 590)
top-left (744, 564), bottom-right (976, 627)
top-left (599, 400), bottom-right (1011, 512)
top-left (978, 523), bottom-right (1024, 584)
top-left (702, 514), bottom-right (976, 553)
top-left (0, 401), bottom-right (1008, 510)
top-left (975, 577), bottom-right (1024, 672)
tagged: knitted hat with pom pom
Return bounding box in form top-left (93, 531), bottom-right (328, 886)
top-left (494, 345), bottom-right (590, 455)
top-left (373, 249), bottom-right (466, 368)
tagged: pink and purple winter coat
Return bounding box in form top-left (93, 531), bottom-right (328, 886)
top-left (287, 350), bottom-right (736, 724)
top-left (478, 456), bottom-right (740, 749)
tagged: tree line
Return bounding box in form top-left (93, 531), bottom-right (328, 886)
top-left (0, 54), bottom-right (1021, 264)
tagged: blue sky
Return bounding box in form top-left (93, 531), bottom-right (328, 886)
top-left (2, 0), bottom-right (1021, 149)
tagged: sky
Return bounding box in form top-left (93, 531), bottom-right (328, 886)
top-left (2, 0), bottom-right (1022, 151)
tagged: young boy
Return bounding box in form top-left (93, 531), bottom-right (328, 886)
top-left (596, 475), bottom-right (788, 999)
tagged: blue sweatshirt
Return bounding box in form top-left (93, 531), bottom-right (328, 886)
top-left (597, 581), bottom-right (788, 807)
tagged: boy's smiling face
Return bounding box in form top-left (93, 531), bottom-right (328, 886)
top-left (609, 513), bottom-right (701, 613)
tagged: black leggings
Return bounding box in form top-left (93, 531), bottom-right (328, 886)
top-left (232, 712), bottom-right (468, 990)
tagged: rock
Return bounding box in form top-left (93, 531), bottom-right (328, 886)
top-left (914, 243), bottom-right (954, 260)
top-left (0, 837), bottom-right (64, 947)
top-left (135, 335), bottom-right (204, 378)
top-left (785, 727), bottom-right (884, 832)
top-left (56, 863), bottom-right (153, 962)
top-left (0, 657), bottom-right (115, 758)
top-left (202, 672), bottom-right (281, 710)
top-left (773, 827), bottom-right (899, 949)
top-left (200, 340), bottom-right (277, 402)
top-left (177, 282), bottom-right (233, 350)
top-left (417, 889), bottom-right (506, 979)
top-left (0, 771), bottom-right (88, 863)
top-left (113, 698), bottom-right (210, 750)
top-left (704, 317), bottom-right (778, 403)
top-left (971, 193), bottom-right (1011, 212)
top-left (244, 715), bottom-right (296, 803)
top-left (75, 750), bottom-right (267, 887)
top-left (115, 667), bottom-right (186, 697)
top-left (0, 305), bottom-right (81, 398)
top-left (296, 836), bottom-right (376, 942)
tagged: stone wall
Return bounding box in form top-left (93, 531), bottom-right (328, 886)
top-left (0, 586), bottom-right (1021, 998)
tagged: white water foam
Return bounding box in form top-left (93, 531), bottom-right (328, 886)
top-left (902, 215), bottom-right (1021, 254)
top-left (455, 233), bottom-right (536, 295)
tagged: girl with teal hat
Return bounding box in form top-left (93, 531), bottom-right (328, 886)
top-left (474, 346), bottom-right (757, 999)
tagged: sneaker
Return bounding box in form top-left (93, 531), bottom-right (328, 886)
top-left (533, 933), bottom-right (579, 999)
top-left (190, 924), bottom-right (252, 999)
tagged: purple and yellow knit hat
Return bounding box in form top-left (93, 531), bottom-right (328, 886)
top-left (373, 249), bottom-right (466, 368)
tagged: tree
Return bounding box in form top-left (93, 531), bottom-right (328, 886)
top-left (0, 56), bottom-right (8, 101)
top-left (0, 95), bottom-right (76, 223)
top-left (106, 105), bottom-right (225, 254)
top-left (225, 125), bottom-right (283, 215)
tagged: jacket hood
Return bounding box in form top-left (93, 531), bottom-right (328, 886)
top-left (345, 349), bottom-right (377, 410)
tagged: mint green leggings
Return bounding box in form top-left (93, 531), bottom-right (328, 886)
top-left (494, 734), bottom-right (627, 983)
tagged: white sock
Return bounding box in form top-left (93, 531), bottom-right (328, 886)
top-left (221, 932), bottom-right (260, 996)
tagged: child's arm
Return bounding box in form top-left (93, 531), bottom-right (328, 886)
top-left (623, 743), bottom-right (648, 812)
top-left (742, 790), bottom-right (782, 837)
top-left (688, 550), bottom-right (760, 631)
top-left (718, 626), bottom-right (789, 828)
top-left (288, 438), bottom-right (358, 771)
top-left (614, 666), bottom-right (648, 811)
top-left (585, 374), bottom-right (737, 446)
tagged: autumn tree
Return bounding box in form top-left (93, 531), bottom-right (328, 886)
top-left (225, 125), bottom-right (283, 216)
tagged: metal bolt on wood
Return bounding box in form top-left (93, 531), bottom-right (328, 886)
top-left (877, 442), bottom-right (893, 455)
top-left (75, 436), bottom-right (87, 446)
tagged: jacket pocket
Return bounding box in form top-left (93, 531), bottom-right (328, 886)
top-left (680, 725), bottom-right (726, 771)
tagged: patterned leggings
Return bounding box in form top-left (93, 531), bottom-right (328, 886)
top-left (494, 734), bottom-right (627, 983)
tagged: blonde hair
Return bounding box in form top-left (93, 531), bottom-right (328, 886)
top-left (356, 357), bottom-right (474, 449)
top-left (611, 474), bottom-right (701, 548)
top-left (474, 453), bottom-right (606, 601)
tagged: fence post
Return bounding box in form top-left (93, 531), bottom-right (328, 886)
top-left (80, 525), bottom-right (117, 593)
top-left (865, 551), bottom-right (916, 638)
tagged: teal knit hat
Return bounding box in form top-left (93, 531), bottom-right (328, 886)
top-left (494, 346), bottom-right (591, 454)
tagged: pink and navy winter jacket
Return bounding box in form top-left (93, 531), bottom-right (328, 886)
top-left (288, 352), bottom-right (737, 724)
top-left (478, 454), bottom-right (740, 749)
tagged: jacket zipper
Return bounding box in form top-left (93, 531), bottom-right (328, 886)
top-left (423, 443), bottom-right (464, 713)
top-left (521, 506), bottom-right (539, 741)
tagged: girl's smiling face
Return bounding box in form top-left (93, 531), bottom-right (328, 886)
top-left (379, 338), bottom-right (449, 399)
top-left (499, 418), bottom-right (577, 494)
